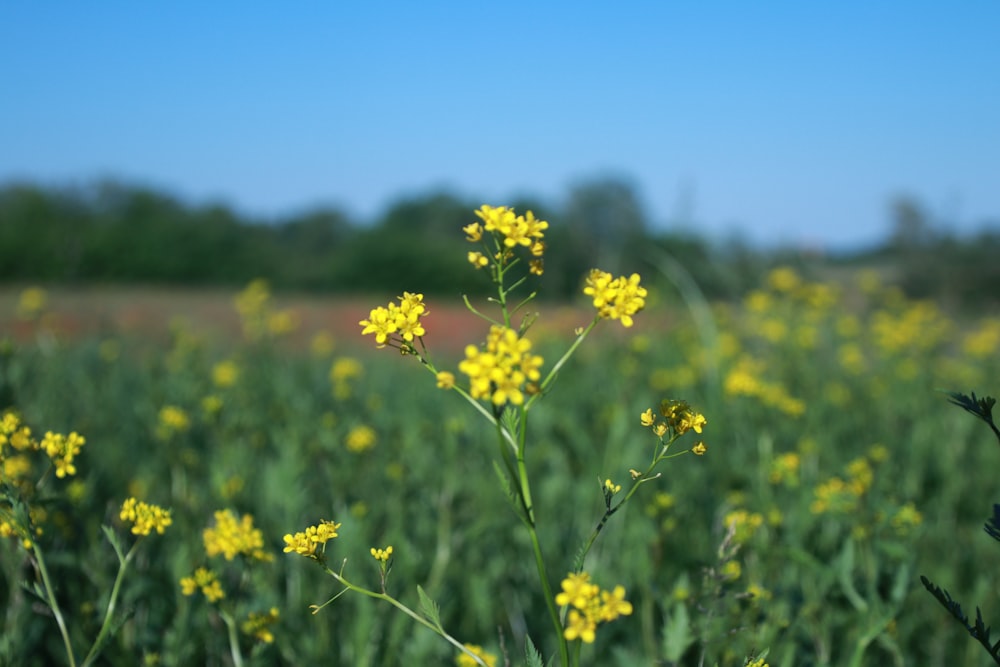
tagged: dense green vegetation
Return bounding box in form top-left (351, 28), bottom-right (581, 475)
top-left (1, 258), bottom-right (999, 665)
top-left (2, 179), bottom-right (998, 308)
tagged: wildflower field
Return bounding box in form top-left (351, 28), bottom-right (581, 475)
top-left (2, 207), bottom-right (1000, 667)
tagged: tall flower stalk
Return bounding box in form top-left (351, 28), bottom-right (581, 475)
top-left (339, 204), bottom-right (704, 666)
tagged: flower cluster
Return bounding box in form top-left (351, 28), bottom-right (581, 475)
top-left (180, 567), bottom-right (225, 602)
top-left (359, 292), bottom-right (428, 351)
top-left (641, 400), bottom-right (708, 454)
top-left (282, 519), bottom-right (342, 559)
top-left (120, 497), bottom-right (173, 536)
top-left (583, 269), bottom-right (647, 327)
top-left (16, 286), bottom-right (48, 320)
top-left (1, 412), bottom-right (34, 485)
top-left (345, 424), bottom-right (376, 452)
top-left (723, 508), bottom-right (764, 544)
top-left (241, 607), bottom-right (280, 644)
top-left (156, 405), bottom-right (191, 439)
top-left (234, 278), bottom-right (299, 341)
top-left (465, 204), bottom-right (547, 275)
top-left (212, 360), bottom-right (240, 388)
top-left (203, 509), bottom-right (272, 562)
top-left (457, 325), bottom-right (544, 406)
top-left (555, 572), bottom-right (633, 643)
top-left (1, 414), bottom-right (87, 482)
top-left (370, 545), bottom-right (393, 563)
top-left (39, 431), bottom-right (85, 478)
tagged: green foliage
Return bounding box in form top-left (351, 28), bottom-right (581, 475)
top-left (1, 265), bottom-right (999, 664)
top-left (5, 180), bottom-right (997, 308)
top-left (920, 392), bottom-right (1000, 665)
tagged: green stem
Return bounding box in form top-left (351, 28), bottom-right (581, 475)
top-left (81, 542), bottom-right (138, 667)
top-left (526, 319), bottom-right (598, 411)
top-left (420, 360), bottom-right (519, 453)
top-left (575, 437), bottom-right (685, 570)
top-left (320, 565), bottom-right (490, 667)
top-left (31, 544), bottom-right (77, 667)
top-left (571, 638), bottom-right (582, 667)
top-left (526, 521), bottom-right (569, 667)
top-left (513, 410), bottom-right (570, 666)
top-left (220, 610), bottom-right (244, 667)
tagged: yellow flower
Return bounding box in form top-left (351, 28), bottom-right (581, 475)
top-left (158, 406), bottom-right (190, 436)
top-left (721, 560), bottom-right (742, 581)
top-left (359, 293), bottom-right (428, 349)
top-left (39, 431), bottom-right (85, 478)
top-left (691, 441), bottom-right (707, 456)
top-left (212, 360), bottom-right (240, 388)
top-left (241, 607), bottom-right (279, 644)
top-left (283, 520), bottom-right (341, 558)
top-left (16, 287), bottom-right (47, 320)
top-left (555, 572), bottom-right (632, 643)
top-left (203, 509), bottom-right (271, 562)
top-left (345, 425), bottom-right (376, 452)
top-left (598, 585), bottom-right (633, 621)
top-left (180, 567), bottom-right (224, 602)
top-left (458, 326), bottom-right (543, 406)
top-left (456, 644), bottom-right (497, 667)
top-left (436, 371), bottom-right (456, 389)
top-left (640, 408), bottom-right (656, 427)
top-left (370, 545), bottom-right (394, 562)
top-left (767, 266), bottom-right (800, 292)
top-left (462, 223), bottom-right (483, 242)
top-left (467, 251), bottom-right (489, 268)
top-left (584, 269), bottom-right (647, 327)
top-left (120, 497), bottom-right (172, 536)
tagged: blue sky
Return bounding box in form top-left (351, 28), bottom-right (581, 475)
top-left (2, 2), bottom-right (998, 249)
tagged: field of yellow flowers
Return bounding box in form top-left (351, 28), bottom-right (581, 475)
top-left (2, 217), bottom-right (1000, 666)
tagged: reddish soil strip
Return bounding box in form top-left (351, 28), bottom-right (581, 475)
top-left (0, 286), bottom-right (620, 355)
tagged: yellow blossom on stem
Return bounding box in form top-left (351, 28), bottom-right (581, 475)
top-left (283, 520), bottom-right (342, 558)
top-left (468, 251), bottom-right (489, 269)
top-left (120, 497), bottom-right (173, 536)
top-left (584, 269), bottom-right (647, 327)
top-left (462, 223), bottom-right (483, 242)
top-left (39, 431), bottom-right (85, 478)
top-left (359, 293), bottom-right (429, 350)
top-left (555, 571), bottom-right (633, 643)
top-left (370, 545), bottom-right (394, 563)
top-left (458, 326), bottom-right (543, 406)
top-left (241, 607), bottom-right (280, 644)
top-left (203, 509), bottom-right (271, 562)
top-left (180, 567), bottom-right (225, 602)
top-left (345, 425), bottom-right (376, 452)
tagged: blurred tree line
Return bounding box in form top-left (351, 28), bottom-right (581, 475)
top-left (0, 179), bottom-right (997, 307)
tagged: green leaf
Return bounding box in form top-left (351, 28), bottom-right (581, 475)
top-left (415, 585), bottom-right (442, 630)
top-left (890, 561), bottom-right (911, 605)
top-left (836, 539), bottom-right (868, 612)
top-left (661, 601), bottom-right (693, 662)
top-left (524, 635), bottom-right (544, 667)
top-left (491, 460), bottom-right (525, 524)
top-left (101, 525), bottom-right (127, 564)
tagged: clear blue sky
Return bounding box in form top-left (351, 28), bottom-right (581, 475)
top-left (2, 2), bottom-right (998, 249)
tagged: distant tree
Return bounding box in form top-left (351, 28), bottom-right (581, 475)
top-left (562, 177), bottom-right (648, 274)
top-left (380, 192), bottom-right (476, 239)
top-left (889, 196), bottom-right (936, 250)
